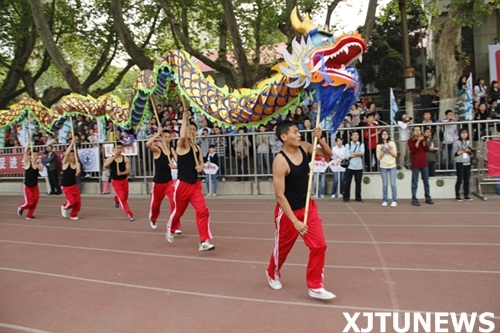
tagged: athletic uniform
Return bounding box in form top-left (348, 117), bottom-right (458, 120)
top-left (149, 150), bottom-right (174, 223)
top-left (61, 165), bottom-right (81, 219)
top-left (18, 165), bottom-right (40, 219)
top-left (109, 158), bottom-right (134, 219)
top-left (267, 147), bottom-right (327, 290)
top-left (167, 145), bottom-right (212, 242)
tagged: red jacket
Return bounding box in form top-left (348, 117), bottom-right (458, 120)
top-left (363, 122), bottom-right (378, 149)
top-left (408, 137), bottom-right (429, 169)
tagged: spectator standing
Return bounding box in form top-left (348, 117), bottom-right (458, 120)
top-left (488, 80), bottom-right (500, 104)
top-left (424, 128), bottom-right (439, 177)
top-left (376, 130), bottom-right (398, 207)
top-left (452, 128), bottom-right (473, 202)
top-left (330, 137), bottom-right (345, 198)
top-left (204, 145), bottom-right (219, 196)
top-left (122, 130), bottom-right (136, 178)
top-left (45, 144), bottom-right (61, 195)
top-left (233, 128), bottom-right (250, 181)
top-left (396, 111), bottom-right (412, 170)
top-left (363, 112), bottom-right (380, 171)
top-left (439, 110), bottom-right (459, 175)
top-left (256, 125), bottom-right (271, 179)
top-left (473, 78), bottom-right (488, 104)
top-left (408, 126), bottom-right (433, 206)
top-left (456, 76), bottom-right (467, 100)
top-left (343, 131), bottom-right (365, 203)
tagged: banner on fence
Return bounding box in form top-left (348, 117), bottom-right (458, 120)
top-left (487, 140), bottom-right (500, 177)
top-left (103, 142), bottom-right (138, 157)
top-left (58, 119), bottom-right (72, 144)
top-left (97, 116), bottom-right (107, 142)
top-left (77, 146), bottom-right (100, 172)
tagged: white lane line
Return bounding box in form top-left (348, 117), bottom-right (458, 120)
top-left (1, 240), bottom-right (499, 274)
top-left (0, 323), bottom-right (52, 333)
top-left (2, 267), bottom-right (499, 318)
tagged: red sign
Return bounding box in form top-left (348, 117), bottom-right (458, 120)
top-left (0, 150), bottom-right (64, 174)
top-left (487, 140), bottom-right (500, 177)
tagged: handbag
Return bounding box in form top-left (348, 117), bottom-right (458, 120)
top-left (341, 143), bottom-right (358, 168)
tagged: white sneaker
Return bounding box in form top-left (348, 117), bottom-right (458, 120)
top-left (320, 195), bottom-right (325, 198)
top-left (308, 287), bottom-right (336, 300)
top-left (61, 205), bottom-right (68, 218)
top-left (222, 177), bottom-right (226, 182)
top-left (266, 271), bottom-right (282, 290)
top-left (331, 194), bottom-right (336, 198)
top-left (174, 229), bottom-right (182, 235)
top-left (381, 202), bottom-right (388, 207)
top-left (199, 240), bottom-right (215, 251)
top-left (390, 201), bottom-right (398, 207)
top-left (166, 229), bottom-right (174, 243)
top-left (150, 221), bottom-right (157, 230)
top-left (69, 216), bottom-right (79, 220)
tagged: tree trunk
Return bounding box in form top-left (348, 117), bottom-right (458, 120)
top-left (324, 0), bottom-right (342, 28)
top-left (109, 0), bottom-right (153, 70)
top-left (363, 0), bottom-right (378, 42)
top-left (28, 0), bottom-right (87, 94)
top-left (435, 1), bottom-right (464, 117)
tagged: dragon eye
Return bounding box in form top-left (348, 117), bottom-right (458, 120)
top-left (322, 37), bottom-right (329, 43)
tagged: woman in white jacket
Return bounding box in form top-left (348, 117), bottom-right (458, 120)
top-left (376, 130), bottom-right (398, 207)
top-left (330, 137), bottom-right (345, 198)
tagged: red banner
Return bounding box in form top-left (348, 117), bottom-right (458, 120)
top-left (0, 150), bottom-right (64, 175)
top-left (487, 140), bottom-right (500, 177)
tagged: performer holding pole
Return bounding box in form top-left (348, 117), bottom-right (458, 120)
top-left (60, 138), bottom-right (82, 220)
top-left (17, 113), bottom-right (43, 220)
top-left (166, 109), bottom-right (214, 251)
top-left (265, 120), bottom-right (335, 300)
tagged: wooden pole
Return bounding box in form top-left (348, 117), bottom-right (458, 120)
top-left (27, 111), bottom-right (33, 160)
top-left (69, 116), bottom-right (79, 164)
top-left (149, 95), bottom-right (171, 163)
top-left (180, 96), bottom-right (200, 167)
top-left (303, 101), bottom-right (322, 226)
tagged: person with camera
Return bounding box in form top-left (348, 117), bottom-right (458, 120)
top-left (396, 111), bottom-right (412, 170)
top-left (408, 126), bottom-right (433, 206)
top-left (453, 128), bottom-right (473, 202)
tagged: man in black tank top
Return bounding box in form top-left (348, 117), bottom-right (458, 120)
top-left (103, 141), bottom-right (134, 221)
top-left (166, 109), bottom-right (214, 252)
top-left (18, 146), bottom-right (43, 220)
top-left (146, 127), bottom-right (177, 230)
top-left (265, 120), bottom-right (336, 300)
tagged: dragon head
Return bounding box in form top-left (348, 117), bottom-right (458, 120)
top-left (280, 7), bottom-right (366, 91)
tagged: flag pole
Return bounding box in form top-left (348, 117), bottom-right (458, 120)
top-left (69, 116), bottom-right (79, 164)
top-left (149, 95), bottom-right (171, 163)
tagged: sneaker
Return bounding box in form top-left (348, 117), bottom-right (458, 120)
top-left (114, 203), bottom-right (119, 209)
top-left (456, 197), bottom-right (463, 202)
top-left (222, 177), bottom-right (226, 182)
top-left (199, 240), bottom-right (215, 251)
top-left (312, 195), bottom-right (317, 199)
top-left (25, 216), bottom-right (37, 220)
top-left (166, 229), bottom-right (174, 243)
top-left (150, 221), bottom-right (157, 230)
top-left (212, 193), bottom-right (217, 197)
top-left (320, 195), bottom-right (325, 198)
top-left (331, 194), bottom-right (336, 198)
top-left (174, 229), bottom-right (182, 235)
top-left (390, 201), bottom-right (397, 207)
top-left (265, 271), bottom-right (282, 290)
top-left (17, 207), bottom-right (23, 217)
top-left (465, 197), bottom-right (473, 201)
top-left (425, 199), bottom-right (434, 205)
top-left (70, 216), bottom-right (79, 220)
top-left (412, 201), bottom-right (421, 207)
top-left (381, 201), bottom-right (388, 207)
top-left (128, 215), bottom-right (134, 222)
top-left (61, 205), bottom-right (68, 218)
top-left (308, 287), bottom-right (336, 300)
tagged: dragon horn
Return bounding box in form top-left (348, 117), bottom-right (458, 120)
top-left (290, 7), bottom-right (317, 36)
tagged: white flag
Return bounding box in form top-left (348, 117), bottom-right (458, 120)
top-left (390, 88), bottom-right (399, 125)
top-left (465, 73), bottom-right (473, 121)
top-left (58, 119), bottom-right (72, 144)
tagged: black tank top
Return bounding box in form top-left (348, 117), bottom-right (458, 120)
top-left (109, 158), bottom-right (128, 180)
top-left (61, 165), bottom-right (77, 186)
top-left (280, 147), bottom-right (309, 210)
top-left (153, 150), bottom-right (172, 183)
top-left (24, 165), bottom-right (39, 188)
top-left (177, 145), bottom-right (198, 184)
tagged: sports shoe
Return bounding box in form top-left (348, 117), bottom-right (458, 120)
top-left (199, 240), bottom-right (215, 251)
top-left (114, 203), bottom-right (119, 209)
top-left (456, 197), bottom-right (463, 202)
top-left (390, 201), bottom-right (397, 207)
top-left (128, 215), bottom-right (134, 222)
top-left (412, 201), bottom-right (421, 207)
top-left (381, 201), bottom-right (388, 207)
top-left (266, 271), bottom-right (282, 290)
top-left (61, 205), bottom-right (68, 218)
top-left (174, 229), bottom-right (182, 235)
top-left (465, 197), bottom-right (473, 202)
top-left (212, 193), bottom-right (217, 197)
top-left (150, 221), bottom-right (157, 230)
top-left (17, 207), bottom-right (23, 216)
top-left (222, 177), bottom-right (226, 182)
top-left (69, 216), bottom-right (79, 220)
top-left (166, 229), bottom-right (174, 243)
top-left (25, 216), bottom-right (37, 221)
top-left (320, 195), bottom-right (325, 198)
top-left (331, 194), bottom-right (336, 198)
top-left (425, 199), bottom-right (434, 205)
top-left (308, 287), bottom-right (336, 300)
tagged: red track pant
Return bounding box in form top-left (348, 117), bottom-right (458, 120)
top-left (267, 200), bottom-right (327, 289)
top-left (19, 185), bottom-right (39, 219)
top-left (149, 181), bottom-right (175, 223)
top-left (62, 184), bottom-right (81, 218)
top-left (168, 180), bottom-right (212, 242)
top-left (112, 179), bottom-right (133, 217)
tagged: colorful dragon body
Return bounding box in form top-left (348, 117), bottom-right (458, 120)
top-left (0, 8), bottom-right (366, 133)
